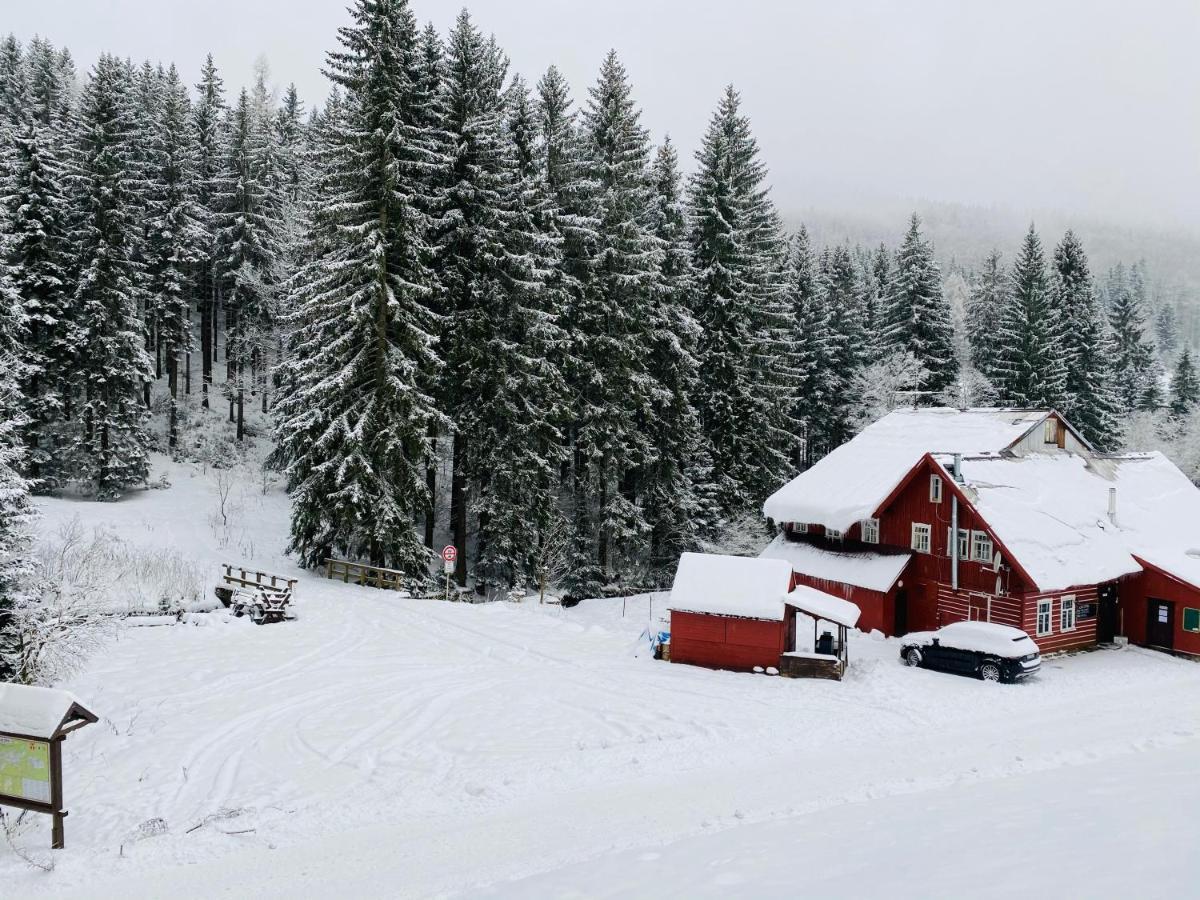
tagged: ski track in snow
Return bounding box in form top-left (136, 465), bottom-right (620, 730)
top-left (3, 456), bottom-right (1198, 898)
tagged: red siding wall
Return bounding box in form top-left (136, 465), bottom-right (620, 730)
top-left (669, 611), bottom-right (786, 672)
top-left (791, 573), bottom-right (894, 635)
top-left (1120, 568), bottom-right (1200, 657)
top-left (1019, 587), bottom-right (1098, 654)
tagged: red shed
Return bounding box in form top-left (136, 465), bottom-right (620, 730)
top-left (667, 553), bottom-right (794, 672)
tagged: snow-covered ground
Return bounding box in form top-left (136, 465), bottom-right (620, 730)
top-left (5, 456), bottom-right (1199, 898)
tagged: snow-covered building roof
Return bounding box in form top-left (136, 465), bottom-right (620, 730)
top-left (759, 534), bottom-right (909, 592)
top-left (0, 684), bottom-right (97, 740)
top-left (668, 552), bottom-right (793, 621)
top-left (763, 408), bottom-right (1052, 530)
top-left (951, 451), bottom-right (1200, 593)
top-left (785, 585), bottom-right (861, 628)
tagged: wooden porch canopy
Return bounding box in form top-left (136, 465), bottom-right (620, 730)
top-left (780, 586), bottom-right (862, 678)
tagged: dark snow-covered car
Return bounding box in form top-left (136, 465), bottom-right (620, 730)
top-left (900, 622), bottom-right (1041, 683)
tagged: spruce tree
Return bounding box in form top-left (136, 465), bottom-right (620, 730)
top-left (688, 85), bottom-right (792, 513)
top-left (1051, 230), bottom-right (1119, 448)
top-left (193, 54), bottom-right (225, 410)
top-left (964, 250), bottom-right (1006, 384)
top-left (1155, 304), bottom-right (1179, 359)
top-left (1170, 347), bottom-right (1199, 419)
top-left (884, 214), bottom-right (958, 395)
top-left (993, 225), bottom-right (1066, 409)
top-left (63, 54), bottom-right (152, 498)
top-left (785, 226), bottom-right (835, 465)
top-left (1108, 262), bottom-right (1159, 412)
top-left (272, 0), bottom-right (445, 574)
top-left (821, 244), bottom-right (867, 443)
top-left (0, 35), bottom-right (25, 133)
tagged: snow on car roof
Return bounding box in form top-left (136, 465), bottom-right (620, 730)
top-left (759, 534), bottom-right (910, 592)
top-left (762, 408), bottom-right (1049, 531)
top-left (0, 684), bottom-right (95, 740)
top-left (785, 584), bottom-right (861, 628)
top-left (905, 621), bottom-right (1039, 658)
top-left (668, 552), bottom-right (793, 621)
top-left (954, 451), bottom-right (1200, 592)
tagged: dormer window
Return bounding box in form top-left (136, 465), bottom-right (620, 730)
top-left (826, 527), bottom-right (843, 541)
top-left (929, 475), bottom-right (943, 503)
top-left (861, 518), bottom-right (880, 544)
top-left (1043, 418), bottom-right (1058, 444)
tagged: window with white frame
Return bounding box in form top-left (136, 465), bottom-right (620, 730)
top-left (826, 527), bottom-right (843, 541)
top-left (793, 523), bottom-right (808, 534)
top-left (1044, 418), bottom-right (1058, 444)
top-left (911, 523), bottom-right (931, 554)
top-left (971, 530), bottom-right (994, 563)
top-left (929, 475), bottom-right (943, 503)
top-left (1060, 595), bottom-right (1076, 632)
top-left (947, 528), bottom-right (969, 559)
top-left (861, 518), bottom-right (880, 544)
top-left (1036, 599), bottom-right (1052, 636)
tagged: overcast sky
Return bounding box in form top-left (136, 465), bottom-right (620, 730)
top-left (8, 0), bottom-right (1199, 231)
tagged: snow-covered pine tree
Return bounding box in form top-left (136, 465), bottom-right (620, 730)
top-left (1170, 347), bottom-right (1199, 420)
top-left (1155, 304), bottom-right (1179, 360)
top-left (1108, 261), bottom-right (1160, 412)
top-left (785, 226), bottom-right (835, 466)
top-left (992, 225), bottom-right (1066, 409)
top-left (272, 0), bottom-right (445, 574)
top-left (63, 54), bottom-right (153, 498)
top-left (0, 271), bottom-right (35, 682)
top-left (193, 54), bottom-right (225, 410)
top-left (1051, 230), bottom-right (1119, 448)
top-left (883, 214), bottom-right (957, 396)
top-left (641, 135), bottom-right (712, 577)
top-left (821, 243), bottom-right (867, 444)
top-left (0, 34), bottom-right (26, 133)
top-left (688, 85), bottom-right (793, 513)
top-left (2, 107), bottom-right (74, 482)
top-left (964, 250), bottom-right (1006, 384)
top-left (144, 64), bottom-right (205, 448)
top-left (571, 50), bottom-right (661, 583)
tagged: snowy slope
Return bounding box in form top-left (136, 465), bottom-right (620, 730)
top-left (3, 456), bottom-right (1199, 898)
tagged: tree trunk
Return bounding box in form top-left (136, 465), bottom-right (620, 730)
top-left (597, 455), bottom-right (609, 580)
top-left (424, 427), bottom-right (437, 549)
top-left (236, 377), bottom-right (244, 442)
top-left (168, 351), bottom-right (179, 449)
top-left (451, 431), bottom-right (467, 587)
top-left (201, 276), bottom-right (213, 409)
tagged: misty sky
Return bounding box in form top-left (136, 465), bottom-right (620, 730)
top-left (8, 0), bottom-right (1199, 231)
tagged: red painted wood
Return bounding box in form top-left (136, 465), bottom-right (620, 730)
top-left (1118, 566), bottom-right (1200, 657)
top-left (669, 611), bottom-right (786, 672)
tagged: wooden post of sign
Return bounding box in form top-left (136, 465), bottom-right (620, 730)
top-left (50, 737), bottom-right (65, 849)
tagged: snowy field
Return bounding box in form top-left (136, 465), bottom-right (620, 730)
top-left (4, 456), bottom-right (1200, 898)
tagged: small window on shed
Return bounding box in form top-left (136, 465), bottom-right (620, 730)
top-left (911, 523), bottom-right (931, 554)
top-left (971, 531), bottom-right (994, 563)
top-left (1036, 599), bottom-right (1052, 636)
top-left (1043, 418), bottom-right (1058, 444)
top-left (930, 475), bottom-right (943, 503)
top-left (1183, 608), bottom-right (1200, 633)
top-left (1060, 596), bottom-right (1076, 632)
top-left (862, 518), bottom-right (880, 544)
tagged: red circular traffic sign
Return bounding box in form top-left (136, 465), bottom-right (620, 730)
top-left (441, 545), bottom-right (457, 563)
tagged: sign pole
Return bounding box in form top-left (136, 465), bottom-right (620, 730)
top-left (50, 738), bottom-right (64, 850)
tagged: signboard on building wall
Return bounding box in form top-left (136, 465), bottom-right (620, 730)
top-left (0, 735), bottom-right (53, 808)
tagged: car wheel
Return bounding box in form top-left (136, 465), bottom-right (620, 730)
top-left (979, 661), bottom-right (1002, 682)
top-left (904, 648), bottom-right (923, 667)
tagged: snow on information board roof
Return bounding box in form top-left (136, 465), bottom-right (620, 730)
top-left (0, 684), bottom-right (90, 740)
top-left (759, 534), bottom-right (909, 592)
top-left (668, 552), bottom-right (793, 621)
top-left (763, 408), bottom-right (1048, 531)
top-left (785, 584), bottom-right (861, 628)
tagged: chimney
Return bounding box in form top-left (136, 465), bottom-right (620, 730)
top-left (1108, 487), bottom-right (1117, 526)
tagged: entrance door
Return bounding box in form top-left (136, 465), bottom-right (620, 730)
top-left (1146, 599), bottom-right (1174, 650)
top-left (893, 589), bottom-right (908, 637)
top-left (1097, 583), bottom-right (1118, 643)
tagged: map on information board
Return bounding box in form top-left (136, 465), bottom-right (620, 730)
top-left (0, 735), bottom-right (51, 805)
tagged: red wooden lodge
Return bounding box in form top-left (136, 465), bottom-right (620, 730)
top-left (757, 408), bottom-right (1200, 657)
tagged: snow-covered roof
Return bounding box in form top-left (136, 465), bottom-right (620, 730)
top-left (759, 534), bottom-right (910, 592)
top-left (954, 451), bottom-right (1200, 593)
top-left (668, 552), bottom-right (793, 621)
top-left (0, 684), bottom-right (97, 740)
top-left (903, 621), bottom-right (1039, 658)
top-left (763, 408), bottom-right (1050, 531)
top-left (785, 584), bottom-right (861, 628)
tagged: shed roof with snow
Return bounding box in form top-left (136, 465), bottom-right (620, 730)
top-left (785, 585), bottom-right (861, 628)
top-left (762, 408), bottom-right (1052, 531)
top-left (759, 534), bottom-right (909, 593)
top-left (0, 684), bottom-right (98, 740)
top-left (668, 552), bottom-right (794, 621)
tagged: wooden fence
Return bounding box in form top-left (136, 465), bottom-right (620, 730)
top-left (324, 558), bottom-right (407, 591)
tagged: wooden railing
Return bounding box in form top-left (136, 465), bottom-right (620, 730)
top-left (221, 564), bottom-right (297, 594)
top-left (324, 558), bottom-right (407, 591)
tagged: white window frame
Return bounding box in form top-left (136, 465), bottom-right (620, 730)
top-left (861, 518), bottom-right (880, 544)
top-left (929, 475), bottom-right (943, 503)
top-left (1036, 598), bottom-right (1053, 636)
top-left (911, 523), bottom-right (931, 554)
top-left (793, 522), bottom-right (808, 534)
top-left (971, 530), bottom-right (994, 563)
top-left (826, 527), bottom-right (843, 541)
top-left (1060, 595), bottom-right (1076, 632)
top-left (1044, 418), bottom-right (1058, 444)
top-left (947, 527), bottom-right (969, 559)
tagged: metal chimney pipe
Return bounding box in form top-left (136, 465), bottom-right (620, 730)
top-left (1108, 487), bottom-right (1117, 526)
